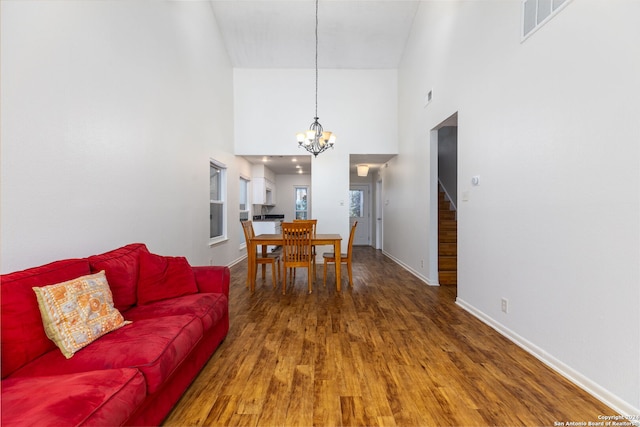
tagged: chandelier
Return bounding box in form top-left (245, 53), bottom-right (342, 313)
top-left (296, 0), bottom-right (335, 157)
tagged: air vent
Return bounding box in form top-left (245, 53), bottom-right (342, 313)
top-left (522, 0), bottom-right (571, 40)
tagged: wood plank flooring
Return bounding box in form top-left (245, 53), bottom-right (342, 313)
top-left (164, 247), bottom-right (614, 426)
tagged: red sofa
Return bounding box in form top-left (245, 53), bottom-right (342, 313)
top-left (1, 243), bottom-right (230, 426)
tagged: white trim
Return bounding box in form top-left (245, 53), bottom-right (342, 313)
top-left (209, 159), bottom-right (227, 243)
top-left (349, 183), bottom-right (371, 246)
top-left (429, 129), bottom-right (440, 286)
top-left (375, 179), bottom-right (383, 250)
top-left (521, 0), bottom-right (574, 42)
top-left (227, 254), bottom-right (247, 268)
top-left (382, 250), bottom-right (439, 286)
top-left (456, 297), bottom-right (640, 418)
top-left (208, 236), bottom-right (228, 247)
top-left (209, 158), bottom-right (227, 169)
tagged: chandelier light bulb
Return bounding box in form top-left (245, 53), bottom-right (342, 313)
top-left (306, 130), bottom-right (316, 141)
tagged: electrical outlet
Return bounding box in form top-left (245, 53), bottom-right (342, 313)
top-left (501, 298), bottom-right (508, 313)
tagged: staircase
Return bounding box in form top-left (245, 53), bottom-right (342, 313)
top-left (438, 185), bottom-right (457, 285)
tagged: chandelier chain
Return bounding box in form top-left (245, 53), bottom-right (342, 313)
top-left (295, 0), bottom-right (335, 157)
top-left (315, 0), bottom-right (318, 119)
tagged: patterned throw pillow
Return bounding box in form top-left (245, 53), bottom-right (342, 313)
top-left (32, 271), bottom-right (130, 358)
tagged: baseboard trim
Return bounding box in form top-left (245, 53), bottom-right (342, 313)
top-left (227, 254), bottom-right (247, 268)
top-left (456, 297), bottom-right (640, 419)
top-left (382, 251), bottom-right (439, 286)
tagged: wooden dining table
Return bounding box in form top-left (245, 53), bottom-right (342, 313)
top-left (248, 233), bottom-right (343, 293)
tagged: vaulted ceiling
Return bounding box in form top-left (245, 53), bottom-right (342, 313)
top-left (211, 0), bottom-right (418, 174)
top-left (210, 0), bottom-right (421, 69)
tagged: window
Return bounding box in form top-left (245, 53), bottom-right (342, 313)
top-left (209, 160), bottom-right (227, 244)
top-left (294, 186), bottom-right (308, 220)
top-left (522, 0), bottom-right (570, 40)
top-left (349, 189), bottom-right (364, 218)
top-left (239, 177), bottom-right (250, 247)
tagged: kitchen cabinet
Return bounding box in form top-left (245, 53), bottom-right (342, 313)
top-left (253, 177), bottom-right (276, 206)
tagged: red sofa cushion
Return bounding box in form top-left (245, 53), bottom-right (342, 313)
top-left (1, 368), bottom-right (146, 427)
top-left (137, 251), bottom-right (198, 305)
top-left (193, 266), bottom-right (231, 297)
top-left (0, 258), bottom-right (91, 378)
top-left (10, 314), bottom-right (203, 394)
top-left (125, 292), bottom-right (228, 332)
top-left (88, 243), bottom-right (149, 312)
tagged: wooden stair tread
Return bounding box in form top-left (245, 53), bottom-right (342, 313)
top-left (439, 271), bottom-right (457, 285)
top-left (438, 186), bottom-right (457, 285)
top-left (439, 243), bottom-right (457, 256)
top-left (438, 256), bottom-right (457, 270)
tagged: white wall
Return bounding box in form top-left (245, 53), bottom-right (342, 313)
top-left (4, 0), bottom-right (637, 414)
top-left (234, 68), bottom-right (398, 250)
top-left (0, 1), bottom-right (238, 272)
top-left (272, 174), bottom-right (312, 221)
top-left (390, 0), bottom-right (639, 414)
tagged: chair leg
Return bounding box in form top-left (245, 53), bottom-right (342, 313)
top-left (271, 261), bottom-right (277, 288)
top-left (307, 266), bottom-right (312, 294)
top-left (282, 266), bottom-right (287, 295)
top-left (347, 261), bottom-right (353, 287)
top-left (323, 259), bottom-right (328, 286)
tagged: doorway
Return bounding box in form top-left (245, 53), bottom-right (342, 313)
top-left (375, 179), bottom-right (382, 250)
top-left (430, 112), bottom-right (458, 286)
top-left (349, 184), bottom-right (370, 246)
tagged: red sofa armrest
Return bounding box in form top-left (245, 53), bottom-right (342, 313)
top-left (192, 266), bottom-right (230, 297)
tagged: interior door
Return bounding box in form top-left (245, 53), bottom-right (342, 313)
top-left (376, 180), bottom-right (382, 250)
top-left (349, 185), bottom-right (370, 246)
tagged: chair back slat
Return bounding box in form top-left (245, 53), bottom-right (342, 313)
top-left (282, 222), bottom-right (313, 264)
top-left (281, 221), bottom-right (315, 294)
top-left (293, 219), bottom-right (317, 236)
top-left (241, 220), bottom-right (256, 244)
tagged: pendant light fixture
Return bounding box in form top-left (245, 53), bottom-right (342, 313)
top-left (296, 0), bottom-right (335, 157)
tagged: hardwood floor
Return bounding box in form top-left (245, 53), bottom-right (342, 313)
top-left (164, 247), bottom-right (614, 426)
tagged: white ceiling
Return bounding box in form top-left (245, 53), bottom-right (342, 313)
top-left (243, 153), bottom-right (395, 175)
top-left (210, 0), bottom-right (421, 69)
top-left (212, 0), bottom-right (416, 174)
top-left (243, 155), bottom-right (313, 175)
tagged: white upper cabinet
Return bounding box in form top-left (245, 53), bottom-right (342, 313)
top-left (251, 164), bottom-right (277, 205)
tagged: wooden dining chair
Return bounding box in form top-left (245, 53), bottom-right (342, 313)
top-left (281, 221), bottom-right (314, 295)
top-left (323, 221), bottom-right (358, 288)
top-left (241, 220), bottom-right (280, 289)
top-left (293, 219), bottom-right (317, 277)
